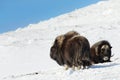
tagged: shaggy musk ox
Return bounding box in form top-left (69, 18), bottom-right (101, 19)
top-left (50, 31), bottom-right (79, 66)
top-left (50, 31), bottom-right (91, 69)
top-left (90, 40), bottom-right (112, 64)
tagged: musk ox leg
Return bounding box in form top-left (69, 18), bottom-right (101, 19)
top-left (76, 61), bottom-right (82, 70)
top-left (72, 65), bottom-right (81, 70)
top-left (71, 66), bottom-right (81, 70)
top-left (82, 60), bottom-right (91, 69)
top-left (82, 61), bottom-right (86, 69)
top-left (75, 60), bottom-right (82, 70)
top-left (77, 66), bottom-right (81, 70)
top-left (64, 64), bottom-right (69, 70)
top-left (72, 66), bottom-right (81, 70)
top-left (72, 65), bottom-right (75, 70)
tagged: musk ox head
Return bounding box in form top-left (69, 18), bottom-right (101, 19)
top-left (50, 35), bottom-right (65, 65)
top-left (91, 40), bottom-right (112, 63)
top-left (100, 44), bottom-right (112, 62)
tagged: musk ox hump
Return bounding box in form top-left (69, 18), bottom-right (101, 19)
top-left (55, 34), bottom-right (65, 47)
top-left (65, 31), bottom-right (80, 36)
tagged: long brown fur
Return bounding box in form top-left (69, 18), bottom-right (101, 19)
top-left (62, 35), bottom-right (91, 68)
top-left (50, 31), bottom-right (91, 69)
top-left (50, 31), bottom-right (79, 66)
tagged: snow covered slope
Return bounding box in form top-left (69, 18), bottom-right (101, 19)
top-left (0, 0), bottom-right (120, 80)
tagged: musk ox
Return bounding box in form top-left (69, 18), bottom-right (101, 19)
top-left (50, 31), bottom-right (91, 69)
top-left (50, 31), bottom-right (79, 66)
top-left (90, 40), bottom-right (112, 64)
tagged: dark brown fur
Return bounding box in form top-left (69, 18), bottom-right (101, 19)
top-left (50, 31), bottom-right (79, 66)
top-left (90, 40), bottom-right (112, 64)
top-left (62, 35), bottom-right (91, 68)
top-left (50, 31), bottom-right (91, 69)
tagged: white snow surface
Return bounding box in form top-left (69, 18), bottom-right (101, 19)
top-left (0, 0), bottom-right (120, 80)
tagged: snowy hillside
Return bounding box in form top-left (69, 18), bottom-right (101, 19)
top-left (0, 0), bottom-right (120, 80)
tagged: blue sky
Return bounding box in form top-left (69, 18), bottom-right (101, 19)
top-left (0, 0), bottom-right (100, 33)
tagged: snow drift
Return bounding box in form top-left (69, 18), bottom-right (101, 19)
top-left (0, 0), bottom-right (120, 80)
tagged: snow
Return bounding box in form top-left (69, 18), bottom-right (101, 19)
top-left (0, 0), bottom-right (120, 80)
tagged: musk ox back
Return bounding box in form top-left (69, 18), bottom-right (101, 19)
top-left (90, 40), bottom-right (112, 64)
top-left (50, 31), bottom-right (79, 66)
top-left (62, 35), bottom-right (91, 69)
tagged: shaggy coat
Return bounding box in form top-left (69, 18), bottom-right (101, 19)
top-left (50, 31), bottom-right (91, 69)
top-left (90, 40), bottom-right (112, 64)
top-left (50, 34), bottom-right (65, 65)
top-left (50, 31), bottom-right (79, 66)
top-left (62, 35), bottom-right (91, 68)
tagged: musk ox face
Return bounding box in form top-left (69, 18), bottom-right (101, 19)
top-left (50, 35), bottom-right (65, 65)
top-left (100, 45), bottom-right (112, 61)
top-left (90, 40), bottom-right (112, 64)
top-left (50, 46), bottom-right (61, 65)
top-left (50, 45), bottom-right (64, 65)
top-left (50, 46), bottom-right (56, 60)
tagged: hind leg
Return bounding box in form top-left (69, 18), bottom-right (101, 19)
top-left (82, 60), bottom-right (91, 69)
top-left (64, 60), bottom-right (72, 70)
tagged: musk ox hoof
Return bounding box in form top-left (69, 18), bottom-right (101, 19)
top-left (76, 66), bottom-right (81, 70)
top-left (64, 65), bottom-right (69, 70)
top-left (72, 65), bottom-right (75, 70)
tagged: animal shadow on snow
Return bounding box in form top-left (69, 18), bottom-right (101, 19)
top-left (91, 63), bottom-right (120, 69)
